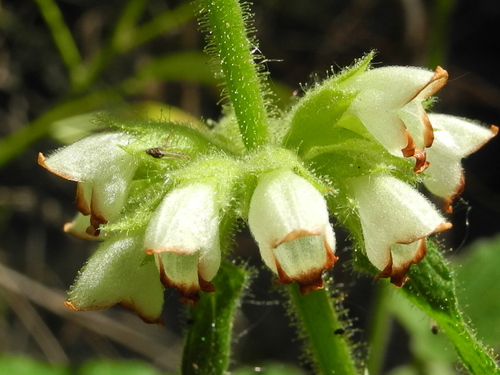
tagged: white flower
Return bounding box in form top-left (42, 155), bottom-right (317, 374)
top-left (350, 174), bottom-right (451, 286)
top-left (248, 169), bottom-right (337, 294)
top-left (343, 66), bottom-right (448, 171)
top-left (38, 133), bottom-right (138, 236)
top-left (425, 114), bottom-right (498, 212)
top-left (144, 183), bottom-right (221, 305)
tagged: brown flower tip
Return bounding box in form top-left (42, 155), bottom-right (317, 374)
top-left (274, 243), bottom-right (339, 295)
top-left (37, 152), bottom-right (47, 168)
top-left (157, 256), bottom-right (215, 306)
top-left (443, 174), bottom-right (465, 213)
top-left (401, 130), bottom-right (416, 157)
top-left (37, 152), bottom-right (78, 181)
top-left (66, 299), bottom-right (164, 325)
top-left (424, 66), bottom-right (449, 98)
top-left (413, 150), bottom-right (429, 173)
top-left (422, 111), bottom-right (434, 148)
top-left (377, 239), bottom-right (428, 288)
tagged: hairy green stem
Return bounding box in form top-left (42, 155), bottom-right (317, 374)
top-left (198, 0), bottom-right (269, 151)
top-left (181, 261), bottom-right (249, 374)
top-left (288, 284), bottom-right (358, 375)
top-left (366, 283), bottom-right (392, 375)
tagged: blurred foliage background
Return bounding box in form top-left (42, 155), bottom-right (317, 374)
top-left (1, 0), bottom-right (499, 373)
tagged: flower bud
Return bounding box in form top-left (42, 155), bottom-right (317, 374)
top-left (38, 133), bottom-right (138, 236)
top-left (65, 231), bottom-right (164, 324)
top-left (248, 169), bottom-right (337, 294)
top-left (350, 174), bottom-right (451, 286)
top-left (144, 183), bottom-right (221, 305)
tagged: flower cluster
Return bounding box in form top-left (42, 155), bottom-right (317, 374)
top-left (40, 55), bottom-right (497, 322)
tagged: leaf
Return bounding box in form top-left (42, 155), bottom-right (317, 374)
top-left (77, 359), bottom-right (163, 375)
top-left (454, 235), bottom-right (500, 350)
top-left (399, 240), bottom-right (500, 374)
top-left (0, 355), bottom-right (68, 375)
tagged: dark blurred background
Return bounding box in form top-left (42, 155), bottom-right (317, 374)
top-left (1, 0), bottom-right (499, 373)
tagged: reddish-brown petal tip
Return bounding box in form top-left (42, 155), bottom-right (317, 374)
top-left (37, 152), bottom-right (47, 167)
top-left (491, 125), bottom-right (499, 136)
top-left (424, 66), bottom-right (449, 98)
top-left (401, 130), bottom-right (416, 157)
top-left (377, 240), bottom-right (428, 288)
top-left (442, 173), bottom-right (465, 213)
top-left (422, 111), bottom-right (434, 148)
top-left (274, 246), bottom-right (338, 295)
top-left (37, 152), bottom-right (80, 181)
top-left (413, 150), bottom-right (429, 173)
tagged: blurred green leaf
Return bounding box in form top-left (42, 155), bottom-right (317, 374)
top-left (232, 363), bottom-right (305, 375)
top-left (0, 355), bottom-right (68, 375)
top-left (454, 235), bottom-right (500, 351)
top-left (399, 240), bottom-right (500, 374)
top-left (77, 359), bottom-right (163, 375)
top-left (388, 285), bottom-right (457, 375)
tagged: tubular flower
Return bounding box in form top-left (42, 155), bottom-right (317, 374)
top-left (38, 133), bottom-right (138, 236)
top-left (343, 66), bottom-right (448, 172)
top-left (248, 169), bottom-right (337, 295)
top-left (350, 174), bottom-right (451, 287)
top-left (65, 231), bottom-right (164, 324)
top-left (144, 183), bottom-right (221, 305)
top-left (424, 114), bottom-right (498, 212)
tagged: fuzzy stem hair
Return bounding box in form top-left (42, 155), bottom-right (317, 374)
top-left (197, 0), bottom-right (269, 151)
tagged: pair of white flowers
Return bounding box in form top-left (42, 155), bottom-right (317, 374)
top-left (39, 64), bottom-right (496, 321)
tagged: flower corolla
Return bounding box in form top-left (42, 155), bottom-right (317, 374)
top-left (38, 133), bottom-right (138, 236)
top-left (425, 114), bottom-right (498, 211)
top-left (350, 174), bottom-right (451, 286)
top-left (343, 66), bottom-right (448, 171)
top-left (144, 182), bottom-right (221, 305)
top-left (248, 169), bottom-right (337, 294)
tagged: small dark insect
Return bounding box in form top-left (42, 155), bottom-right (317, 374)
top-left (145, 146), bottom-right (190, 160)
top-left (334, 328), bottom-right (345, 335)
top-left (431, 321), bottom-right (439, 335)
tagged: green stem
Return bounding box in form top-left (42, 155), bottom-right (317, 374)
top-left (181, 261), bottom-right (248, 374)
top-left (33, 0), bottom-right (84, 89)
top-left (288, 285), bottom-right (358, 375)
top-left (198, 0), bottom-right (269, 151)
top-left (366, 283), bottom-right (392, 375)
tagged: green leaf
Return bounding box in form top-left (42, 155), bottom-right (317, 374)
top-left (454, 235), bottom-right (500, 350)
top-left (77, 359), bottom-right (163, 375)
top-left (0, 355), bottom-right (68, 375)
top-left (399, 240), bottom-right (500, 374)
top-left (181, 261), bottom-right (250, 374)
